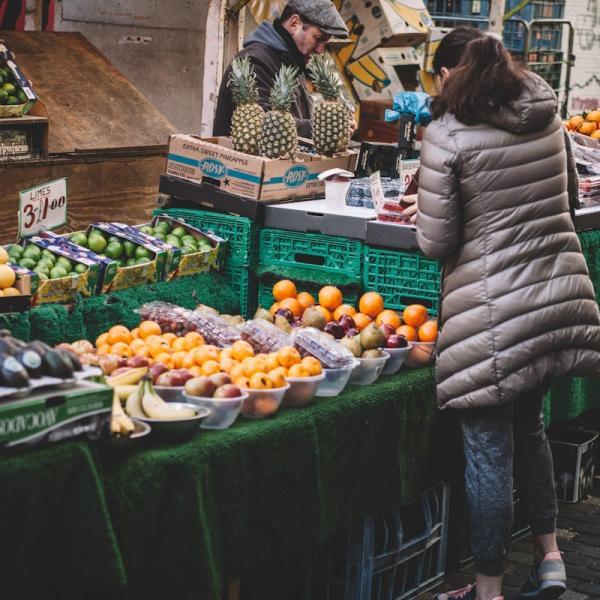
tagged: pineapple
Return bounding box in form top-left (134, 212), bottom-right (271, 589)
top-left (259, 65), bottom-right (300, 160)
top-left (227, 57), bottom-right (265, 155)
top-left (307, 54), bottom-right (349, 156)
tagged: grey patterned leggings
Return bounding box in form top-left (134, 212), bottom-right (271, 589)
top-left (460, 384), bottom-right (558, 576)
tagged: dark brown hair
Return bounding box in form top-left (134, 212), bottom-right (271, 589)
top-left (431, 27), bottom-right (525, 124)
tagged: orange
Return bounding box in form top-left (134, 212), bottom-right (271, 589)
top-left (183, 331), bottom-right (205, 351)
top-left (418, 320), bottom-right (438, 342)
top-left (181, 352), bottom-right (197, 369)
top-left (97, 343), bottom-right (112, 355)
top-left (243, 356), bottom-right (267, 377)
top-left (201, 360), bottom-right (221, 376)
top-left (288, 363), bottom-right (310, 378)
top-left (148, 339), bottom-right (171, 358)
top-left (278, 346), bottom-right (302, 368)
top-left (359, 292), bottom-right (384, 319)
top-left (266, 352), bottom-right (281, 372)
top-left (107, 325), bottom-right (132, 346)
top-left (138, 320), bottom-right (161, 340)
top-left (579, 120), bottom-right (598, 136)
top-left (296, 291), bottom-right (315, 311)
top-left (230, 363), bottom-right (246, 382)
top-left (273, 279), bottom-right (297, 301)
top-left (130, 328), bottom-right (140, 340)
top-left (194, 345), bottom-right (220, 365)
top-left (396, 324), bottom-right (417, 342)
top-left (235, 376), bottom-right (251, 389)
top-left (154, 352), bottom-right (174, 369)
top-left (278, 297), bottom-right (302, 318)
top-left (312, 305), bottom-right (332, 322)
top-left (220, 357), bottom-right (238, 373)
top-left (568, 115), bottom-right (584, 130)
top-left (267, 367), bottom-right (287, 388)
top-left (134, 346), bottom-right (150, 359)
top-left (376, 309), bottom-right (402, 329)
top-left (249, 372), bottom-right (274, 390)
top-left (591, 129), bottom-right (600, 140)
top-left (269, 302), bottom-right (280, 315)
top-left (318, 286), bottom-right (343, 310)
top-left (353, 313), bottom-right (372, 331)
top-left (95, 332), bottom-right (109, 348)
top-left (189, 365), bottom-right (203, 377)
top-left (231, 340), bottom-right (255, 362)
top-left (129, 339), bottom-right (147, 354)
top-left (402, 304), bottom-right (429, 328)
top-left (172, 351), bottom-right (186, 369)
top-left (301, 356), bottom-right (322, 376)
top-left (162, 333), bottom-right (177, 346)
top-left (220, 348), bottom-right (234, 361)
top-left (585, 110), bottom-right (600, 123)
top-left (171, 337), bottom-right (186, 353)
top-left (333, 304), bottom-right (357, 320)
top-left (110, 342), bottom-right (133, 358)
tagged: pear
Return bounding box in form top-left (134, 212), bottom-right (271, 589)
top-left (301, 306), bottom-right (327, 330)
top-left (254, 307), bottom-right (273, 322)
top-left (274, 315), bottom-right (292, 333)
top-left (360, 323), bottom-right (385, 350)
top-left (340, 335), bottom-right (362, 358)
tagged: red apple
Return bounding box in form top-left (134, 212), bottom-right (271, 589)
top-left (379, 324), bottom-right (396, 340)
top-left (150, 362), bottom-right (169, 383)
top-left (386, 334), bottom-right (409, 349)
top-left (173, 368), bottom-right (194, 384)
top-left (346, 328), bottom-right (359, 338)
top-left (324, 321), bottom-right (345, 340)
top-left (210, 372), bottom-right (231, 388)
top-left (127, 355), bottom-right (149, 368)
top-left (213, 384), bottom-right (242, 398)
top-left (337, 314), bottom-right (357, 332)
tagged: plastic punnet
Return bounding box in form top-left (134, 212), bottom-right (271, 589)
top-left (241, 320), bottom-right (292, 354)
top-left (292, 327), bottom-right (356, 368)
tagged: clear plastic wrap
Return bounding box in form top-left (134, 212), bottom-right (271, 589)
top-left (291, 327), bottom-right (356, 368)
top-left (241, 320), bottom-right (292, 354)
top-left (345, 176), bottom-right (404, 209)
top-left (137, 301), bottom-right (191, 336)
top-left (185, 310), bottom-right (241, 347)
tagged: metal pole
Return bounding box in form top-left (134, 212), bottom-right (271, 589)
top-left (489, 0), bottom-right (507, 34)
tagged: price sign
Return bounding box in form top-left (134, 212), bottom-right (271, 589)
top-left (369, 170), bottom-right (385, 208)
top-left (18, 178), bottom-right (67, 239)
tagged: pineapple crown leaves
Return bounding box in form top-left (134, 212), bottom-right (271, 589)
top-left (227, 56), bottom-right (259, 106)
top-left (269, 65), bottom-right (300, 112)
top-left (307, 54), bottom-right (342, 101)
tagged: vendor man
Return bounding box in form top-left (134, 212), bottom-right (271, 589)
top-left (213, 0), bottom-right (349, 139)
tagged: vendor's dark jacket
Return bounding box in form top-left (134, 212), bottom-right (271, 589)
top-left (213, 19), bottom-right (312, 138)
top-left (416, 72), bottom-right (600, 410)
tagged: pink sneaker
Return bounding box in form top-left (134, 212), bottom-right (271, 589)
top-left (434, 583), bottom-right (504, 600)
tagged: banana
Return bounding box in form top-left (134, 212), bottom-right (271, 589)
top-left (125, 389), bottom-right (146, 419)
top-left (114, 384), bottom-right (139, 402)
top-left (140, 379), bottom-right (196, 421)
top-left (111, 391), bottom-right (135, 435)
top-left (106, 367), bottom-right (148, 388)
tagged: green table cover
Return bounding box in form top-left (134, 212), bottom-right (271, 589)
top-left (0, 368), bottom-right (438, 599)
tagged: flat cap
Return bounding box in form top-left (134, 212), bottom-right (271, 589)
top-left (285, 0), bottom-right (349, 38)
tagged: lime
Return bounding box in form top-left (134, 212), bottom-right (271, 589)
top-left (126, 258), bottom-right (136, 267)
top-left (69, 272), bottom-right (78, 277)
top-left (37, 272), bottom-right (48, 282)
top-left (23, 245), bottom-right (41, 261)
top-left (0, 90), bottom-right (7, 103)
top-left (2, 82), bottom-right (16, 94)
top-left (106, 241), bottom-right (124, 260)
top-left (56, 257), bottom-right (73, 271)
top-left (88, 235), bottom-right (107, 254)
top-left (166, 236), bottom-right (181, 248)
top-left (171, 226), bottom-right (187, 239)
top-left (41, 250), bottom-right (56, 263)
top-left (123, 240), bottom-right (136, 258)
top-left (70, 232), bottom-right (88, 247)
top-left (33, 265), bottom-right (50, 276)
top-left (181, 246), bottom-right (196, 256)
top-left (153, 232), bottom-right (166, 241)
top-left (139, 226), bottom-right (154, 236)
top-left (198, 243), bottom-right (212, 252)
top-left (181, 235), bottom-right (197, 246)
top-left (50, 266), bottom-right (68, 279)
top-left (8, 245), bottom-right (23, 258)
top-left (6, 96), bottom-right (19, 105)
top-left (107, 236), bottom-right (122, 245)
top-left (155, 221), bottom-right (170, 234)
top-left (19, 258), bottom-right (36, 270)
top-left (135, 257), bottom-right (150, 265)
top-left (113, 259), bottom-right (124, 268)
top-left (74, 263), bottom-right (88, 274)
top-left (37, 258), bottom-right (55, 271)
top-left (134, 246), bottom-right (151, 260)
top-left (16, 90), bottom-right (27, 103)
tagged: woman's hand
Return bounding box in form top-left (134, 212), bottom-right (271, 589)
top-left (402, 194), bottom-right (418, 224)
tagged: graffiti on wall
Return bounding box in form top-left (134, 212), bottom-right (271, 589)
top-left (576, 0), bottom-right (600, 50)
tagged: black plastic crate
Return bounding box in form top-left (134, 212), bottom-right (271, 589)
top-left (548, 427), bottom-right (598, 503)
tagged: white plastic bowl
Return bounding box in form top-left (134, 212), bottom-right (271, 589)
top-left (405, 342), bottom-right (436, 368)
top-left (382, 345), bottom-right (412, 375)
top-left (315, 361), bottom-right (360, 397)
top-left (154, 385), bottom-right (185, 403)
top-left (183, 392), bottom-right (248, 430)
top-left (349, 352), bottom-right (390, 385)
top-left (283, 372), bottom-right (326, 408)
top-left (240, 384), bottom-right (290, 419)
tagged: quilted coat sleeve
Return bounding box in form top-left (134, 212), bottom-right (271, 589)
top-left (563, 129), bottom-right (580, 216)
top-left (416, 120), bottom-right (461, 260)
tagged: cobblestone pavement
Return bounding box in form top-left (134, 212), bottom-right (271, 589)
top-left (421, 480), bottom-right (600, 600)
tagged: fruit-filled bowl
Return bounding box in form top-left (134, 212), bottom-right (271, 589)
top-left (283, 372), bottom-right (326, 408)
top-left (137, 403), bottom-right (210, 440)
top-left (240, 384), bottom-right (290, 419)
top-left (183, 392), bottom-right (248, 430)
top-left (405, 341), bottom-right (436, 368)
top-left (107, 418), bottom-right (152, 451)
top-left (349, 351), bottom-right (390, 385)
top-left (382, 345), bottom-right (412, 375)
top-left (315, 361), bottom-right (360, 397)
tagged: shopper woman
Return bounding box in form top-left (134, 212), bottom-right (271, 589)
top-left (409, 27), bottom-right (600, 600)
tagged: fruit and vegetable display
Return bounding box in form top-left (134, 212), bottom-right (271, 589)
top-left (0, 63), bottom-right (29, 107)
top-left (566, 110), bottom-right (600, 139)
top-left (0, 247), bottom-right (23, 298)
top-left (7, 242), bottom-right (89, 282)
top-left (136, 221), bottom-right (214, 256)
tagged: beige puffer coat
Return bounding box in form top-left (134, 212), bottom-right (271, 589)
top-left (416, 73), bottom-right (600, 409)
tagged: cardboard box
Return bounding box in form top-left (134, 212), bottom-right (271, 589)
top-left (166, 135), bottom-right (359, 202)
top-left (347, 47), bottom-right (421, 101)
top-left (358, 101), bottom-right (398, 144)
top-left (423, 27), bottom-right (451, 74)
top-left (0, 380), bottom-right (111, 451)
top-left (134, 216), bottom-right (225, 280)
top-left (339, 0), bottom-right (433, 59)
top-left (0, 41), bottom-right (38, 118)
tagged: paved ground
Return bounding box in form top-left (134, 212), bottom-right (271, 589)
top-left (421, 480), bottom-right (600, 599)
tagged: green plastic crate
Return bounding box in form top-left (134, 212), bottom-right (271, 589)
top-left (259, 229), bottom-right (364, 279)
top-left (257, 277), bottom-right (361, 312)
top-left (223, 264), bottom-right (258, 319)
top-left (363, 247), bottom-right (441, 314)
top-left (154, 208), bottom-right (259, 267)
